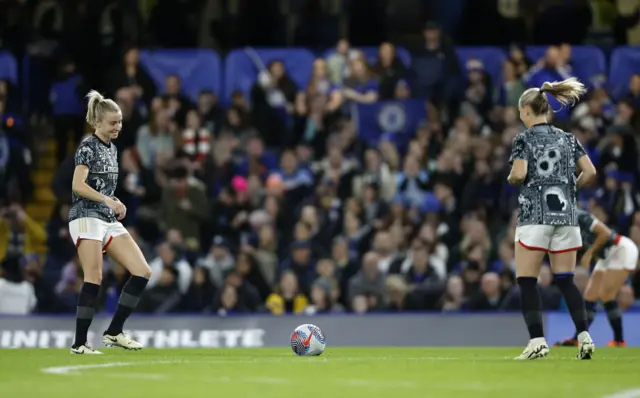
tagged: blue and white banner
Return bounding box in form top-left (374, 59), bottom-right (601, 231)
top-left (354, 99), bottom-right (426, 148)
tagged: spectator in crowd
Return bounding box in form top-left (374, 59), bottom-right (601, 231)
top-left (342, 56), bottom-right (379, 105)
top-left (250, 60), bottom-right (297, 147)
top-left (45, 202), bottom-right (75, 280)
top-left (0, 203), bottom-right (46, 262)
top-left (498, 60), bottom-right (526, 108)
top-left (160, 165), bottom-right (209, 249)
top-left (136, 108), bottom-right (176, 170)
top-left (181, 266), bottom-right (216, 312)
top-left (326, 38), bottom-right (353, 85)
top-left (50, 57), bottom-right (87, 163)
top-left (148, 242), bottom-right (193, 295)
top-left (138, 266), bottom-right (182, 313)
top-left (304, 277), bottom-right (345, 314)
top-left (0, 255), bottom-right (37, 314)
top-left (105, 46), bottom-right (157, 107)
top-left (348, 251), bottom-right (385, 312)
top-left (468, 272), bottom-right (504, 311)
top-left (266, 270), bottom-right (308, 314)
top-left (373, 42), bottom-right (408, 100)
top-left (412, 21), bottom-right (462, 111)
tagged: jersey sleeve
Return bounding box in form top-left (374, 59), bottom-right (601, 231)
top-left (509, 134), bottom-right (527, 165)
top-left (577, 210), bottom-right (597, 232)
top-left (74, 142), bottom-right (95, 167)
top-left (574, 135), bottom-right (587, 162)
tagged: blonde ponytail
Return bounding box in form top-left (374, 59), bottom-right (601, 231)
top-left (518, 77), bottom-right (586, 116)
top-left (540, 77), bottom-right (587, 107)
top-left (85, 90), bottom-right (120, 127)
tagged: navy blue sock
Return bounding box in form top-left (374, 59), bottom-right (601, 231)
top-left (555, 272), bottom-right (588, 335)
top-left (106, 276), bottom-right (148, 335)
top-left (604, 300), bottom-right (624, 343)
top-left (517, 277), bottom-right (544, 339)
top-left (574, 300), bottom-right (596, 340)
top-left (74, 282), bottom-right (100, 347)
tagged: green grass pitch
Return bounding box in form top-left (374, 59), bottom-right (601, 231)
top-left (0, 348), bottom-right (639, 398)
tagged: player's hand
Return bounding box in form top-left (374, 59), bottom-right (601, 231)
top-left (105, 197), bottom-right (127, 220)
top-left (580, 252), bottom-right (593, 269)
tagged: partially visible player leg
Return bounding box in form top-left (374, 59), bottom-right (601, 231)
top-left (71, 239), bottom-right (104, 354)
top-left (514, 234), bottom-right (548, 360)
top-left (602, 236), bottom-right (639, 347)
top-left (556, 270), bottom-right (602, 347)
top-left (600, 269), bottom-right (631, 346)
top-left (549, 252), bottom-right (594, 359)
top-left (548, 226), bottom-right (594, 359)
top-left (582, 270), bottom-right (602, 332)
top-left (103, 231), bottom-right (152, 350)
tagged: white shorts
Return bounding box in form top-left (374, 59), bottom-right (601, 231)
top-left (69, 217), bottom-right (128, 250)
top-left (594, 235), bottom-right (639, 272)
top-left (515, 225), bottom-right (582, 254)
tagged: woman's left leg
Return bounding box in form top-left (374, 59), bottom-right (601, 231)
top-left (103, 231), bottom-right (152, 349)
top-left (599, 269), bottom-right (631, 346)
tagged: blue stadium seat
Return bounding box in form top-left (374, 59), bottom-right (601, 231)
top-left (0, 51), bottom-right (18, 85)
top-left (609, 46), bottom-right (640, 99)
top-left (224, 48), bottom-right (315, 102)
top-left (323, 46), bottom-right (412, 67)
top-left (525, 46), bottom-right (606, 88)
top-left (139, 49), bottom-right (222, 103)
top-left (455, 46), bottom-right (507, 85)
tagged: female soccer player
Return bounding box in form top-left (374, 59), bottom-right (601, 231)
top-left (68, 90), bottom-right (152, 354)
top-left (555, 208), bottom-right (638, 347)
top-left (508, 77), bottom-right (597, 360)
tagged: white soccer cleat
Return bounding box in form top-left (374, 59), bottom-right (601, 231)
top-left (577, 331), bottom-right (595, 360)
top-left (515, 337), bottom-right (550, 360)
top-left (102, 332), bottom-right (143, 350)
top-left (70, 344), bottom-right (103, 355)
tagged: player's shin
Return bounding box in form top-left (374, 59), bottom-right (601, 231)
top-left (517, 277), bottom-right (544, 339)
top-left (555, 273), bottom-right (589, 334)
top-left (74, 282), bottom-right (100, 347)
top-left (105, 275), bottom-right (148, 335)
top-left (604, 300), bottom-right (624, 343)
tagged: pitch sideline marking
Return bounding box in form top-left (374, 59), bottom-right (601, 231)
top-left (40, 354), bottom-right (640, 375)
top-left (41, 360), bottom-right (416, 388)
top-left (602, 389), bottom-right (640, 398)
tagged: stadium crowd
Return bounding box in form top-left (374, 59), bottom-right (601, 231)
top-left (1, 1), bottom-right (640, 317)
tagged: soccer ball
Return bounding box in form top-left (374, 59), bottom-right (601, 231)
top-left (290, 324), bottom-right (326, 356)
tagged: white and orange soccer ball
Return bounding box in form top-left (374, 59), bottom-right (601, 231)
top-left (290, 324), bottom-right (326, 356)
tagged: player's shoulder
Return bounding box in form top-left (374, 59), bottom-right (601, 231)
top-left (577, 208), bottom-right (595, 224)
top-left (78, 134), bottom-right (100, 150)
top-left (512, 131), bottom-right (528, 145)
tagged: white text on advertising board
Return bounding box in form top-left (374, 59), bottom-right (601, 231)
top-left (0, 329), bottom-right (265, 348)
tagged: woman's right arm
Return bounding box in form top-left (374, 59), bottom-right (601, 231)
top-left (72, 164), bottom-right (123, 214)
top-left (72, 165), bottom-right (107, 203)
top-left (576, 155), bottom-right (596, 189)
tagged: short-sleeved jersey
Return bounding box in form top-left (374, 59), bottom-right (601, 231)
top-left (577, 209), bottom-right (617, 259)
top-left (68, 135), bottom-right (119, 223)
top-left (509, 123), bottom-right (587, 227)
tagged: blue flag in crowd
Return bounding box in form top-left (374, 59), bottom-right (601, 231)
top-left (355, 99), bottom-right (426, 149)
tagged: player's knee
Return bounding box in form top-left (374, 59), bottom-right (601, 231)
top-left (143, 265), bottom-right (152, 279)
top-left (137, 264), bottom-right (152, 279)
top-left (599, 288), bottom-right (617, 302)
top-left (84, 272), bottom-right (102, 285)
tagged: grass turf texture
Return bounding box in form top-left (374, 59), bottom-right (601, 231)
top-left (0, 348), bottom-right (639, 398)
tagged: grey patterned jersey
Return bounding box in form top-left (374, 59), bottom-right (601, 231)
top-left (577, 209), bottom-right (617, 259)
top-left (68, 135), bottom-right (119, 223)
top-left (509, 123), bottom-right (587, 227)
